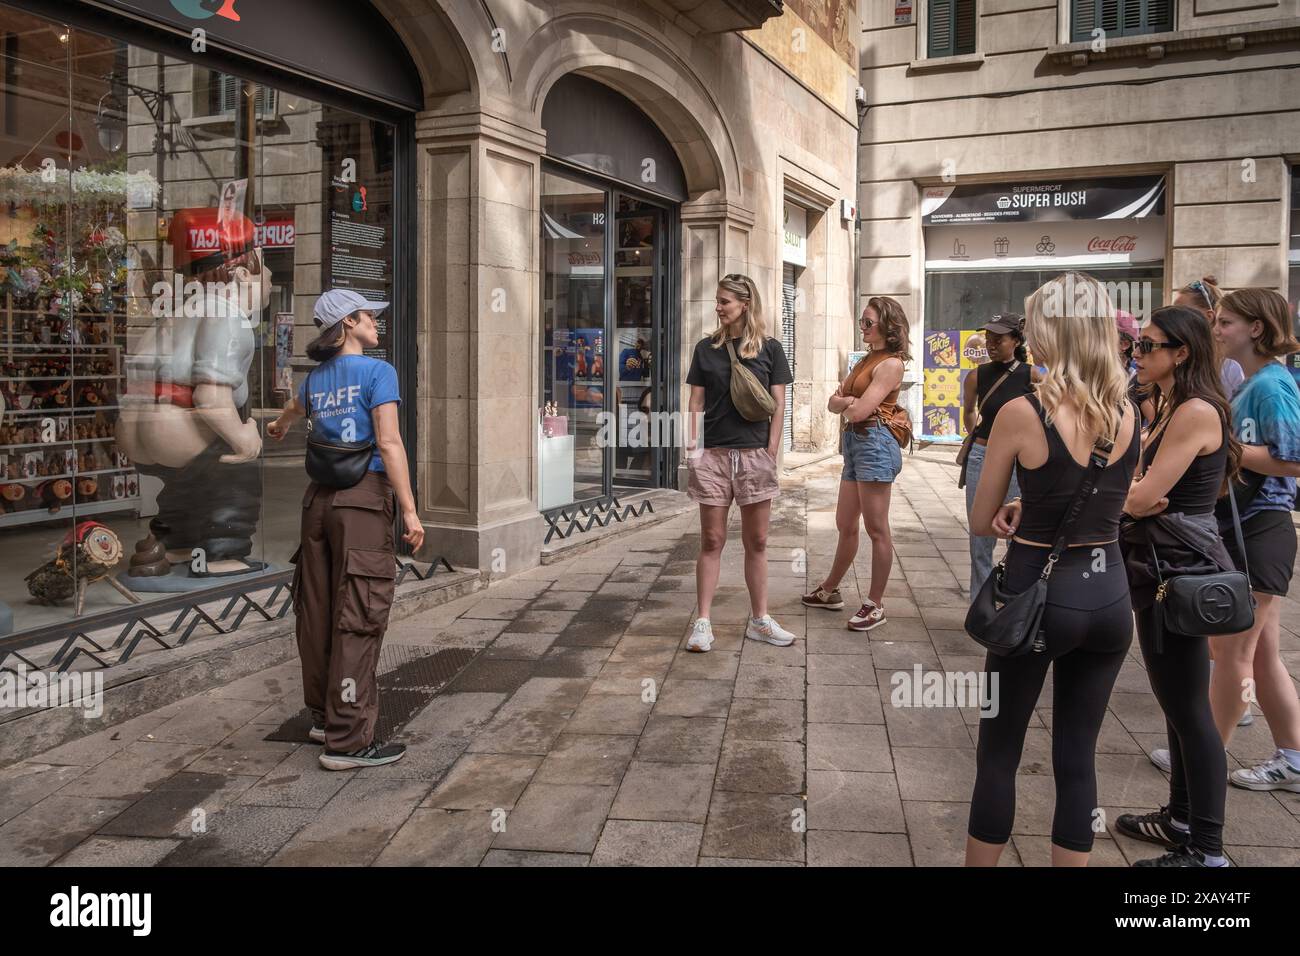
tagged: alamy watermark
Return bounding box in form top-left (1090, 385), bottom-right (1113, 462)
top-left (593, 407), bottom-right (705, 458)
top-left (1, 664), bottom-right (104, 719)
top-left (890, 665), bottom-right (999, 718)
top-left (1040, 273), bottom-right (1157, 324)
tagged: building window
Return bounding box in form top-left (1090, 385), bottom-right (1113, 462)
top-left (208, 73), bottom-right (277, 116)
top-left (928, 0), bottom-right (977, 58)
top-left (1071, 0), bottom-right (1173, 43)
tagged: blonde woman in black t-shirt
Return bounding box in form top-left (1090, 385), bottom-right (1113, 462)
top-left (683, 274), bottom-right (794, 653)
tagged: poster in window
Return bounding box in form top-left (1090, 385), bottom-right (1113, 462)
top-left (320, 110), bottom-right (394, 360)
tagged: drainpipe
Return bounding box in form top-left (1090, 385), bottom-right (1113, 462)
top-left (853, 93), bottom-right (869, 349)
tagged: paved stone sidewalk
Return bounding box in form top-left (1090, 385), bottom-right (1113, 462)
top-left (2, 456), bottom-right (1298, 866)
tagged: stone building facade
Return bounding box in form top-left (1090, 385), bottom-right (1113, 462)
top-left (859, 0), bottom-right (1300, 436)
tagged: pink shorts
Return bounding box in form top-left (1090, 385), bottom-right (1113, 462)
top-left (687, 447), bottom-right (780, 507)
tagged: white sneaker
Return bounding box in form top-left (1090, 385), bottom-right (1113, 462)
top-left (1230, 750), bottom-right (1300, 792)
top-left (745, 614), bottom-right (795, 647)
top-left (1149, 748), bottom-right (1172, 773)
top-left (1237, 710), bottom-right (1254, 728)
top-left (686, 619), bottom-right (714, 653)
top-left (847, 600), bottom-right (886, 632)
top-left (308, 725), bottom-right (326, 744)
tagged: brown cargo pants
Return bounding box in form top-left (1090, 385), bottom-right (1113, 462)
top-left (291, 471), bottom-right (398, 753)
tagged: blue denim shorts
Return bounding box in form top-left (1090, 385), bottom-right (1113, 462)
top-left (841, 425), bottom-right (902, 483)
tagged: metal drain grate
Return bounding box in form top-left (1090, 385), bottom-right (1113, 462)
top-left (262, 645), bottom-right (480, 743)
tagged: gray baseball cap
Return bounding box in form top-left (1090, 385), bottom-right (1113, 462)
top-left (313, 288), bottom-right (390, 328)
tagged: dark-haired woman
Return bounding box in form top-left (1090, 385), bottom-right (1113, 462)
top-left (802, 297), bottom-right (908, 631)
top-left (1117, 307), bottom-right (1239, 867)
top-left (1209, 288), bottom-right (1300, 794)
top-left (960, 314), bottom-right (1038, 595)
top-left (267, 289), bottom-right (424, 770)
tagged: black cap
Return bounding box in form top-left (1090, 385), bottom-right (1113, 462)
top-left (981, 313), bottom-right (1024, 335)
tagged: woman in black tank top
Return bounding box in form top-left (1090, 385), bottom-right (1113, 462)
top-left (1116, 306), bottom-right (1242, 868)
top-left (961, 315), bottom-right (1038, 595)
top-left (964, 272), bottom-right (1139, 868)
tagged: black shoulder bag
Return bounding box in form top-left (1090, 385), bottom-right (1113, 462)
top-left (1148, 488), bottom-right (1254, 650)
top-left (303, 366), bottom-right (376, 489)
top-left (964, 430), bottom-right (1114, 657)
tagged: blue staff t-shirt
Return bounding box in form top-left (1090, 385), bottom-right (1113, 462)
top-left (1231, 360), bottom-right (1300, 519)
top-left (298, 354), bottom-right (401, 472)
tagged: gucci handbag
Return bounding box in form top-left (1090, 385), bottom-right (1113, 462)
top-left (965, 431), bottom-right (1112, 657)
top-left (1149, 489), bottom-right (1254, 647)
top-left (303, 368), bottom-right (375, 489)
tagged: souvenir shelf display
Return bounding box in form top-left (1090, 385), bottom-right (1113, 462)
top-left (0, 173), bottom-right (145, 528)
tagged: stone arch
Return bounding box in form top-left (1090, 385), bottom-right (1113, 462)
top-left (369, 0), bottom-right (507, 105)
top-left (517, 14), bottom-right (738, 202)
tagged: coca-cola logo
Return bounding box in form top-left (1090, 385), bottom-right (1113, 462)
top-left (1088, 234), bottom-right (1138, 253)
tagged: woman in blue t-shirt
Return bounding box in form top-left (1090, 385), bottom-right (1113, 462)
top-left (1209, 288), bottom-right (1300, 795)
top-left (267, 289), bottom-right (423, 773)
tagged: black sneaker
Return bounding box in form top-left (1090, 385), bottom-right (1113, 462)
top-left (1133, 847), bottom-right (1228, 868)
top-left (319, 741), bottom-right (407, 771)
top-left (1115, 806), bottom-right (1191, 849)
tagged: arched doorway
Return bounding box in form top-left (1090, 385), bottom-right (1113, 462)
top-left (538, 74), bottom-right (687, 511)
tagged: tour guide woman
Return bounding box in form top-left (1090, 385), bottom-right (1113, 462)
top-left (267, 289), bottom-right (424, 771)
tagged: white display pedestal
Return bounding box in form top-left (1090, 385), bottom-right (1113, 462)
top-left (539, 433), bottom-right (575, 511)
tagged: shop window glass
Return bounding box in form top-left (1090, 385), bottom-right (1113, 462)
top-left (0, 7), bottom-right (395, 637)
top-left (919, 267), bottom-right (1162, 440)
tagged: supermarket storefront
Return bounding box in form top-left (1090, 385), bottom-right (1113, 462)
top-left (918, 174), bottom-right (1167, 441)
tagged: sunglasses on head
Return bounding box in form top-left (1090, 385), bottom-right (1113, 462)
top-left (1190, 280), bottom-right (1214, 310)
top-left (1135, 337), bottom-right (1183, 355)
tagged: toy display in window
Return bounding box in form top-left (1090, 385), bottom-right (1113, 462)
top-left (118, 212), bottom-right (269, 580)
top-left (25, 520), bottom-right (140, 614)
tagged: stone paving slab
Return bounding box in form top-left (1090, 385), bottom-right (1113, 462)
top-left (6, 455), bottom-right (1300, 867)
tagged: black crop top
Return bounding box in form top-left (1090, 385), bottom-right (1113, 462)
top-left (1142, 416), bottom-right (1227, 516)
top-left (972, 360), bottom-right (1034, 442)
top-left (1015, 394), bottom-right (1141, 545)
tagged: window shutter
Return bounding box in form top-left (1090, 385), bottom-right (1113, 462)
top-left (928, 0), bottom-right (954, 58)
top-left (1076, 0), bottom-right (1171, 40)
top-left (1144, 0), bottom-right (1173, 31)
top-left (955, 0), bottom-right (977, 55)
top-left (1071, 0), bottom-right (1096, 41)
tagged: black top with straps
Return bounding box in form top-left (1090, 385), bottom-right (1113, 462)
top-left (972, 360), bottom-right (1034, 442)
top-left (1143, 412), bottom-right (1227, 516)
top-left (1015, 394), bottom-right (1141, 544)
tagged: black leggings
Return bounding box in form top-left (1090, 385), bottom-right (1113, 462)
top-left (1134, 607), bottom-right (1226, 855)
top-left (968, 542), bottom-right (1133, 853)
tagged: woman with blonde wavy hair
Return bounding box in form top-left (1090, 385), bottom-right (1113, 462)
top-left (683, 273), bottom-right (795, 653)
top-left (965, 272), bottom-right (1141, 867)
top-left (802, 296), bottom-right (909, 632)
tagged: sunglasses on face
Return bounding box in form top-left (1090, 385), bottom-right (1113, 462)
top-left (860, 317), bottom-right (875, 329)
top-left (1135, 337), bottom-right (1183, 355)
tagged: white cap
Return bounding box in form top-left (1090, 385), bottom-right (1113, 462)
top-left (313, 288), bottom-right (389, 328)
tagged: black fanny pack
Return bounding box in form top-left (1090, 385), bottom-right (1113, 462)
top-left (303, 367), bottom-right (375, 489)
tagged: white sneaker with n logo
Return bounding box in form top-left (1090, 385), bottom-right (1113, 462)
top-left (1230, 751), bottom-right (1300, 792)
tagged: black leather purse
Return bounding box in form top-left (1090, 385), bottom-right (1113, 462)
top-left (1149, 488), bottom-right (1254, 648)
top-left (303, 367), bottom-right (375, 489)
top-left (965, 431), bottom-right (1113, 657)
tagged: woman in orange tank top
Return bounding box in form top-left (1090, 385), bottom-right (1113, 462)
top-left (802, 297), bottom-right (909, 632)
